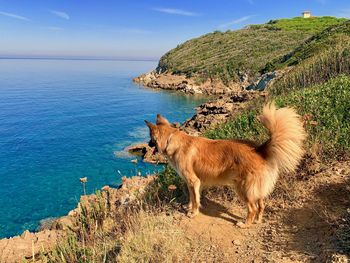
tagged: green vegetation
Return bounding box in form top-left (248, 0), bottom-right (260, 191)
top-left (207, 75), bottom-right (350, 158)
top-left (266, 19), bottom-right (350, 70)
top-left (271, 42), bottom-right (350, 95)
top-left (264, 20), bottom-right (350, 91)
top-left (265, 16), bottom-right (347, 32)
top-left (157, 17), bottom-right (346, 84)
top-left (44, 191), bottom-right (120, 262)
top-left (144, 165), bottom-right (187, 206)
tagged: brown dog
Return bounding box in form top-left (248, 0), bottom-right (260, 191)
top-left (145, 102), bottom-right (305, 227)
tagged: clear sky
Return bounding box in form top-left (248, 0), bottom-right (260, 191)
top-left (0, 0), bottom-right (349, 59)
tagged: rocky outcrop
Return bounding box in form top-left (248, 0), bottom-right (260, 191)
top-left (131, 68), bottom-right (282, 162)
top-left (126, 143), bottom-right (167, 164)
top-left (133, 71), bottom-right (202, 94)
top-left (0, 229), bottom-right (65, 263)
top-left (134, 70), bottom-right (282, 96)
top-left (181, 91), bottom-right (267, 136)
top-left (0, 175), bottom-right (155, 263)
top-left (246, 70), bottom-right (286, 91)
top-left (133, 71), bottom-right (243, 95)
top-left (125, 91), bottom-right (266, 164)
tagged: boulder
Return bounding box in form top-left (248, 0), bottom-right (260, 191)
top-left (126, 143), bottom-right (167, 164)
top-left (181, 91), bottom-right (265, 135)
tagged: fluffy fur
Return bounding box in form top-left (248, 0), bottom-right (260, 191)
top-left (145, 102), bottom-right (306, 227)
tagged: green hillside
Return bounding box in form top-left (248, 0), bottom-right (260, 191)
top-left (270, 20), bottom-right (350, 94)
top-left (157, 16), bottom-right (346, 84)
top-left (265, 19), bottom-right (350, 71)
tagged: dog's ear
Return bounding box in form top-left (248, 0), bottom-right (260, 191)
top-left (156, 114), bottom-right (170, 125)
top-left (144, 120), bottom-right (156, 129)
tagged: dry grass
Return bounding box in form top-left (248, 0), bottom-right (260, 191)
top-left (117, 211), bottom-right (189, 263)
top-left (30, 177), bottom-right (227, 263)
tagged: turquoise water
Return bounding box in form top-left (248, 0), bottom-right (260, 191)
top-left (0, 59), bottom-right (205, 238)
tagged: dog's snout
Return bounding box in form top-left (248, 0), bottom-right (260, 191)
top-left (148, 139), bottom-right (156, 148)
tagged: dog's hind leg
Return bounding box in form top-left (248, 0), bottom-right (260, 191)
top-left (237, 200), bottom-right (258, 228)
top-left (256, 199), bottom-right (265, 223)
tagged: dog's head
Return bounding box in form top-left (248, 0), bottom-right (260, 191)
top-left (144, 114), bottom-right (174, 154)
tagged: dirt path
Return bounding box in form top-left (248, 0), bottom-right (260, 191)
top-left (175, 160), bottom-right (350, 263)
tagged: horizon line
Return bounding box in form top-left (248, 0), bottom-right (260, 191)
top-left (0, 56), bottom-right (159, 62)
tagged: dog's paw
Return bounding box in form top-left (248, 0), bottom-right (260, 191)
top-left (187, 210), bottom-right (199, 218)
top-left (237, 222), bottom-right (250, 228)
top-left (182, 203), bottom-right (192, 211)
top-left (255, 218), bottom-right (263, 224)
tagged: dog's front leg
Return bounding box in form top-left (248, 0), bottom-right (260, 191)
top-left (186, 177), bottom-right (201, 218)
top-left (186, 183), bottom-right (194, 211)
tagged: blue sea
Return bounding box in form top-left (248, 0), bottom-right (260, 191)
top-left (0, 59), bottom-right (206, 238)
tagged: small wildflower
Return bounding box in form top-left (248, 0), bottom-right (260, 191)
top-left (79, 177), bottom-right (87, 183)
top-left (168, 184), bottom-right (177, 191)
top-left (304, 113), bottom-right (313, 121)
top-left (102, 185), bottom-right (110, 192)
top-left (79, 177), bottom-right (88, 195)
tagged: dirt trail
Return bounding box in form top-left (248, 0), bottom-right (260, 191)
top-left (175, 160), bottom-right (350, 263)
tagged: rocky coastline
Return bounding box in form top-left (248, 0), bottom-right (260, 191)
top-left (0, 175), bottom-right (155, 262)
top-left (129, 69), bottom-right (280, 163)
top-left (0, 69), bottom-right (279, 262)
top-left (133, 70), bottom-right (282, 96)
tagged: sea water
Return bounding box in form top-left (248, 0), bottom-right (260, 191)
top-left (0, 59), bottom-right (206, 238)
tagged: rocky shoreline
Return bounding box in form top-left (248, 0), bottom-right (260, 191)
top-left (180, 91), bottom-right (267, 136)
top-left (129, 69), bottom-right (279, 163)
top-left (125, 90), bottom-right (267, 163)
top-left (133, 70), bottom-right (283, 96)
top-left (0, 175), bottom-right (155, 263)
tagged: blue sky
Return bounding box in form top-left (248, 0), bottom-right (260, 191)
top-left (0, 0), bottom-right (349, 59)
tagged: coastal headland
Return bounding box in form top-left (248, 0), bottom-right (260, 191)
top-left (1, 16), bottom-right (350, 262)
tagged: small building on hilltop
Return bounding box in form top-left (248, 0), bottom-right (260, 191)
top-left (302, 11), bottom-right (312, 18)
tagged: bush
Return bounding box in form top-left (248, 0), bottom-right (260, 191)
top-left (144, 165), bottom-right (187, 207)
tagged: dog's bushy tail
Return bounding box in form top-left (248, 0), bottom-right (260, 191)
top-left (259, 102), bottom-right (306, 174)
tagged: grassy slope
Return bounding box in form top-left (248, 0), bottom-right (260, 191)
top-left (206, 75), bottom-right (350, 158)
top-left (269, 20), bottom-right (350, 95)
top-left (265, 19), bottom-right (350, 72)
top-left (157, 17), bottom-right (346, 83)
top-left (204, 18), bottom-right (350, 148)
